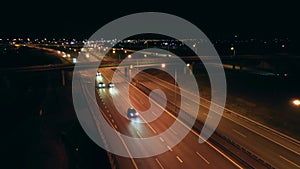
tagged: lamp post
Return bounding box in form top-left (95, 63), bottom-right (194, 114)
top-left (230, 46), bottom-right (235, 57)
top-left (230, 46), bottom-right (236, 69)
top-left (128, 54), bottom-right (138, 71)
top-left (185, 63), bottom-right (192, 75)
top-left (193, 44), bottom-right (197, 54)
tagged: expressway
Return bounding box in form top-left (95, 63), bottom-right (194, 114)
top-left (75, 67), bottom-right (246, 169)
top-left (123, 67), bottom-right (300, 169)
top-left (53, 46), bottom-right (300, 168)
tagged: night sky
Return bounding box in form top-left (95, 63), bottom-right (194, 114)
top-left (1, 1), bottom-right (299, 41)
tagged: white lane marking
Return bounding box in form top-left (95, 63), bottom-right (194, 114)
top-left (170, 128), bottom-right (177, 135)
top-left (196, 152), bottom-right (210, 164)
top-left (111, 119), bottom-right (115, 123)
top-left (216, 108), bottom-right (300, 156)
top-left (106, 110), bottom-right (109, 113)
top-left (201, 92), bottom-right (300, 154)
top-left (136, 131), bottom-right (142, 138)
top-left (176, 156), bottom-right (183, 163)
top-left (233, 129), bottom-right (247, 138)
top-left (159, 137), bottom-right (165, 142)
top-left (83, 84), bottom-right (139, 169)
top-left (138, 113), bottom-right (158, 134)
top-left (126, 76), bottom-right (243, 169)
top-left (152, 111), bottom-right (158, 116)
top-left (115, 81), bottom-right (158, 135)
top-left (279, 155), bottom-right (300, 168)
top-left (104, 105), bottom-right (107, 109)
top-left (115, 132), bottom-right (138, 169)
top-left (108, 114), bottom-right (112, 118)
top-left (114, 124), bottom-right (118, 130)
top-left (167, 145), bottom-right (173, 152)
top-left (155, 158), bottom-right (165, 169)
top-left (142, 71), bottom-right (300, 154)
top-left (184, 101), bottom-right (190, 106)
top-left (164, 108), bottom-right (243, 169)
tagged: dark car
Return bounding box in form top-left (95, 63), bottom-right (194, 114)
top-left (127, 107), bottom-right (138, 118)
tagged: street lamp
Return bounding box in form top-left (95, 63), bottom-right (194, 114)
top-left (128, 54), bottom-right (138, 70)
top-left (230, 46), bottom-right (237, 69)
top-left (193, 44), bottom-right (197, 54)
top-left (161, 63), bottom-right (166, 68)
top-left (185, 63), bottom-right (192, 75)
top-left (230, 46), bottom-right (236, 57)
top-left (292, 99), bottom-right (300, 106)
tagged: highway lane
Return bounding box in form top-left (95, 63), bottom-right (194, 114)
top-left (68, 48), bottom-right (299, 168)
top-left (139, 65), bottom-right (300, 153)
top-left (129, 67), bottom-right (300, 169)
top-left (92, 68), bottom-right (243, 169)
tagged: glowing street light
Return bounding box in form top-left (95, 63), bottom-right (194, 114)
top-left (128, 54), bottom-right (132, 58)
top-left (292, 99), bottom-right (300, 106)
top-left (193, 43), bottom-right (197, 54)
top-left (230, 46), bottom-right (236, 57)
top-left (161, 63), bottom-right (166, 68)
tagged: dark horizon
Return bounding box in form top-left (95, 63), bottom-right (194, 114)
top-left (1, 1), bottom-right (299, 41)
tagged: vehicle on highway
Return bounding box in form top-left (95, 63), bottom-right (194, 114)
top-left (127, 107), bottom-right (139, 118)
top-left (97, 82), bottom-right (105, 88)
top-left (96, 71), bottom-right (102, 76)
top-left (108, 82), bottom-right (114, 88)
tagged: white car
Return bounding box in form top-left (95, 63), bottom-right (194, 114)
top-left (96, 71), bottom-right (102, 76)
top-left (98, 82), bottom-right (105, 88)
top-left (108, 82), bottom-right (115, 88)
